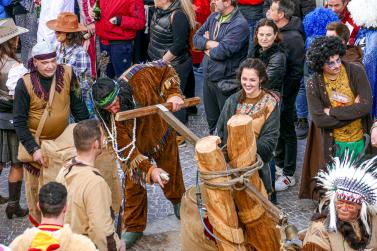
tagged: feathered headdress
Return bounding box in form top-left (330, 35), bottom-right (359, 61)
top-left (316, 153), bottom-right (377, 234)
top-left (348, 0), bottom-right (377, 28)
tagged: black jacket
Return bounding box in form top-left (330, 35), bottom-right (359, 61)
top-left (279, 16), bottom-right (305, 102)
top-left (148, 0), bottom-right (190, 66)
top-left (249, 43), bottom-right (287, 93)
top-left (263, 0), bottom-right (316, 19)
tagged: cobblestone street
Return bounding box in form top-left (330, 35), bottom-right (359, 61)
top-left (0, 70), bottom-right (317, 249)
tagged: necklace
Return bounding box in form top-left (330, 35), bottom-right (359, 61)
top-left (96, 100), bottom-right (137, 163)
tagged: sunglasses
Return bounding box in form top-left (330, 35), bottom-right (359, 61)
top-left (325, 57), bottom-right (341, 69)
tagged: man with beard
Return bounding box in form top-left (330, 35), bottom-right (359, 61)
top-left (56, 120), bottom-right (124, 251)
top-left (193, 0), bottom-right (249, 135)
top-left (90, 60), bottom-right (185, 248)
top-left (302, 155), bottom-right (377, 250)
top-left (306, 36), bottom-right (372, 163)
top-left (325, 0), bottom-right (360, 45)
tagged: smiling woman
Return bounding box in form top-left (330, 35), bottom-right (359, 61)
top-left (216, 58), bottom-right (280, 195)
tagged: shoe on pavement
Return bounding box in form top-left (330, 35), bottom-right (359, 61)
top-left (275, 165), bottom-right (283, 177)
top-left (295, 118), bottom-right (308, 140)
top-left (122, 232), bottom-right (143, 248)
top-left (173, 202), bottom-right (181, 220)
top-left (275, 175), bottom-right (296, 192)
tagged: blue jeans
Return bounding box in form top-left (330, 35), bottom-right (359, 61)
top-left (247, 19), bottom-right (258, 53)
top-left (295, 78), bottom-right (308, 119)
top-left (238, 4), bottom-right (263, 53)
top-left (100, 41), bottom-right (133, 79)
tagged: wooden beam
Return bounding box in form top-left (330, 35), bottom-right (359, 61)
top-left (115, 97), bottom-right (200, 121)
top-left (156, 105), bottom-right (200, 145)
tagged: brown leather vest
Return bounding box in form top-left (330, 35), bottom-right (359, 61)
top-left (22, 65), bottom-right (71, 140)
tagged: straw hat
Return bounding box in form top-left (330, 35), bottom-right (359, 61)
top-left (0, 18), bottom-right (29, 44)
top-left (47, 12), bottom-right (87, 33)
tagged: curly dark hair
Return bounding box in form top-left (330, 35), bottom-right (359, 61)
top-left (236, 58), bottom-right (269, 103)
top-left (306, 36), bottom-right (346, 73)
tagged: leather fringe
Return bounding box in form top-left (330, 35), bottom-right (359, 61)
top-left (302, 242), bottom-right (328, 251)
top-left (23, 163), bottom-right (40, 177)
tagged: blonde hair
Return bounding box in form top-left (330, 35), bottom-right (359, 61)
top-left (179, 0), bottom-right (196, 29)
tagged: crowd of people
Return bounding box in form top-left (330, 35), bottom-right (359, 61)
top-left (0, 0), bottom-right (377, 250)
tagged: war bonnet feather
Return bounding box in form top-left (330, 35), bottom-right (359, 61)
top-left (348, 0), bottom-right (377, 28)
top-left (316, 153), bottom-right (377, 233)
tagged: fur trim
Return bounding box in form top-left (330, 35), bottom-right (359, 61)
top-left (348, 0), bottom-right (377, 28)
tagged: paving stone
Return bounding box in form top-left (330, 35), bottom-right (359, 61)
top-left (0, 69), bottom-right (317, 248)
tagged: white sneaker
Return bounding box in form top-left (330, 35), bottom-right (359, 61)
top-left (275, 165), bottom-right (283, 177)
top-left (275, 175), bottom-right (296, 192)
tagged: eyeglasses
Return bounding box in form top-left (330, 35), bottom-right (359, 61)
top-left (325, 57), bottom-right (341, 69)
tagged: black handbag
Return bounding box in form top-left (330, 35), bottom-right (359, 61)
top-left (0, 112), bottom-right (14, 130)
top-left (216, 79), bottom-right (241, 97)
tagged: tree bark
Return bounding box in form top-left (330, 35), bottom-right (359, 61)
top-left (195, 136), bottom-right (246, 251)
top-left (227, 114), bottom-right (281, 251)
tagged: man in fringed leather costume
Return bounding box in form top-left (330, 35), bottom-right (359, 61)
top-left (302, 154), bottom-right (377, 250)
top-left (90, 60), bottom-right (185, 248)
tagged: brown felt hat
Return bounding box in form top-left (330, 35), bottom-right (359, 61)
top-left (47, 12), bottom-right (87, 33)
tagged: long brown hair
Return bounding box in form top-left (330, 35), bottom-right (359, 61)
top-left (0, 37), bottom-right (20, 65)
top-left (237, 58), bottom-right (269, 103)
top-left (253, 18), bottom-right (281, 47)
top-left (65, 32), bottom-right (84, 47)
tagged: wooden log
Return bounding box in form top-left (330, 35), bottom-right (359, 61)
top-left (115, 97), bottom-right (200, 121)
top-left (226, 114), bottom-right (281, 250)
top-left (227, 115), bottom-right (257, 168)
top-left (195, 136), bottom-right (247, 251)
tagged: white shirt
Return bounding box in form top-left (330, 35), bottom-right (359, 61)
top-left (37, 0), bottom-right (75, 45)
top-left (6, 63), bottom-right (28, 96)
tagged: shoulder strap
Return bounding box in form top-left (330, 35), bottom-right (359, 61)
top-left (34, 76), bottom-right (56, 144)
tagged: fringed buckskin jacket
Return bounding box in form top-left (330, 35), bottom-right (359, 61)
top-left (303, 215), bottom-right (377, 250)
top-left (114, 62), bottom-right (183, 185)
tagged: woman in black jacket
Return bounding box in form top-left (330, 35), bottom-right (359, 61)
top-left (249, 18), bottom-right (287, 94)
top-left (148, 0), bottom-right (196, 130)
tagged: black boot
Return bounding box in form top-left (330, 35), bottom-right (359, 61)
top-left (6, 181), bottom-right (29, 219)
